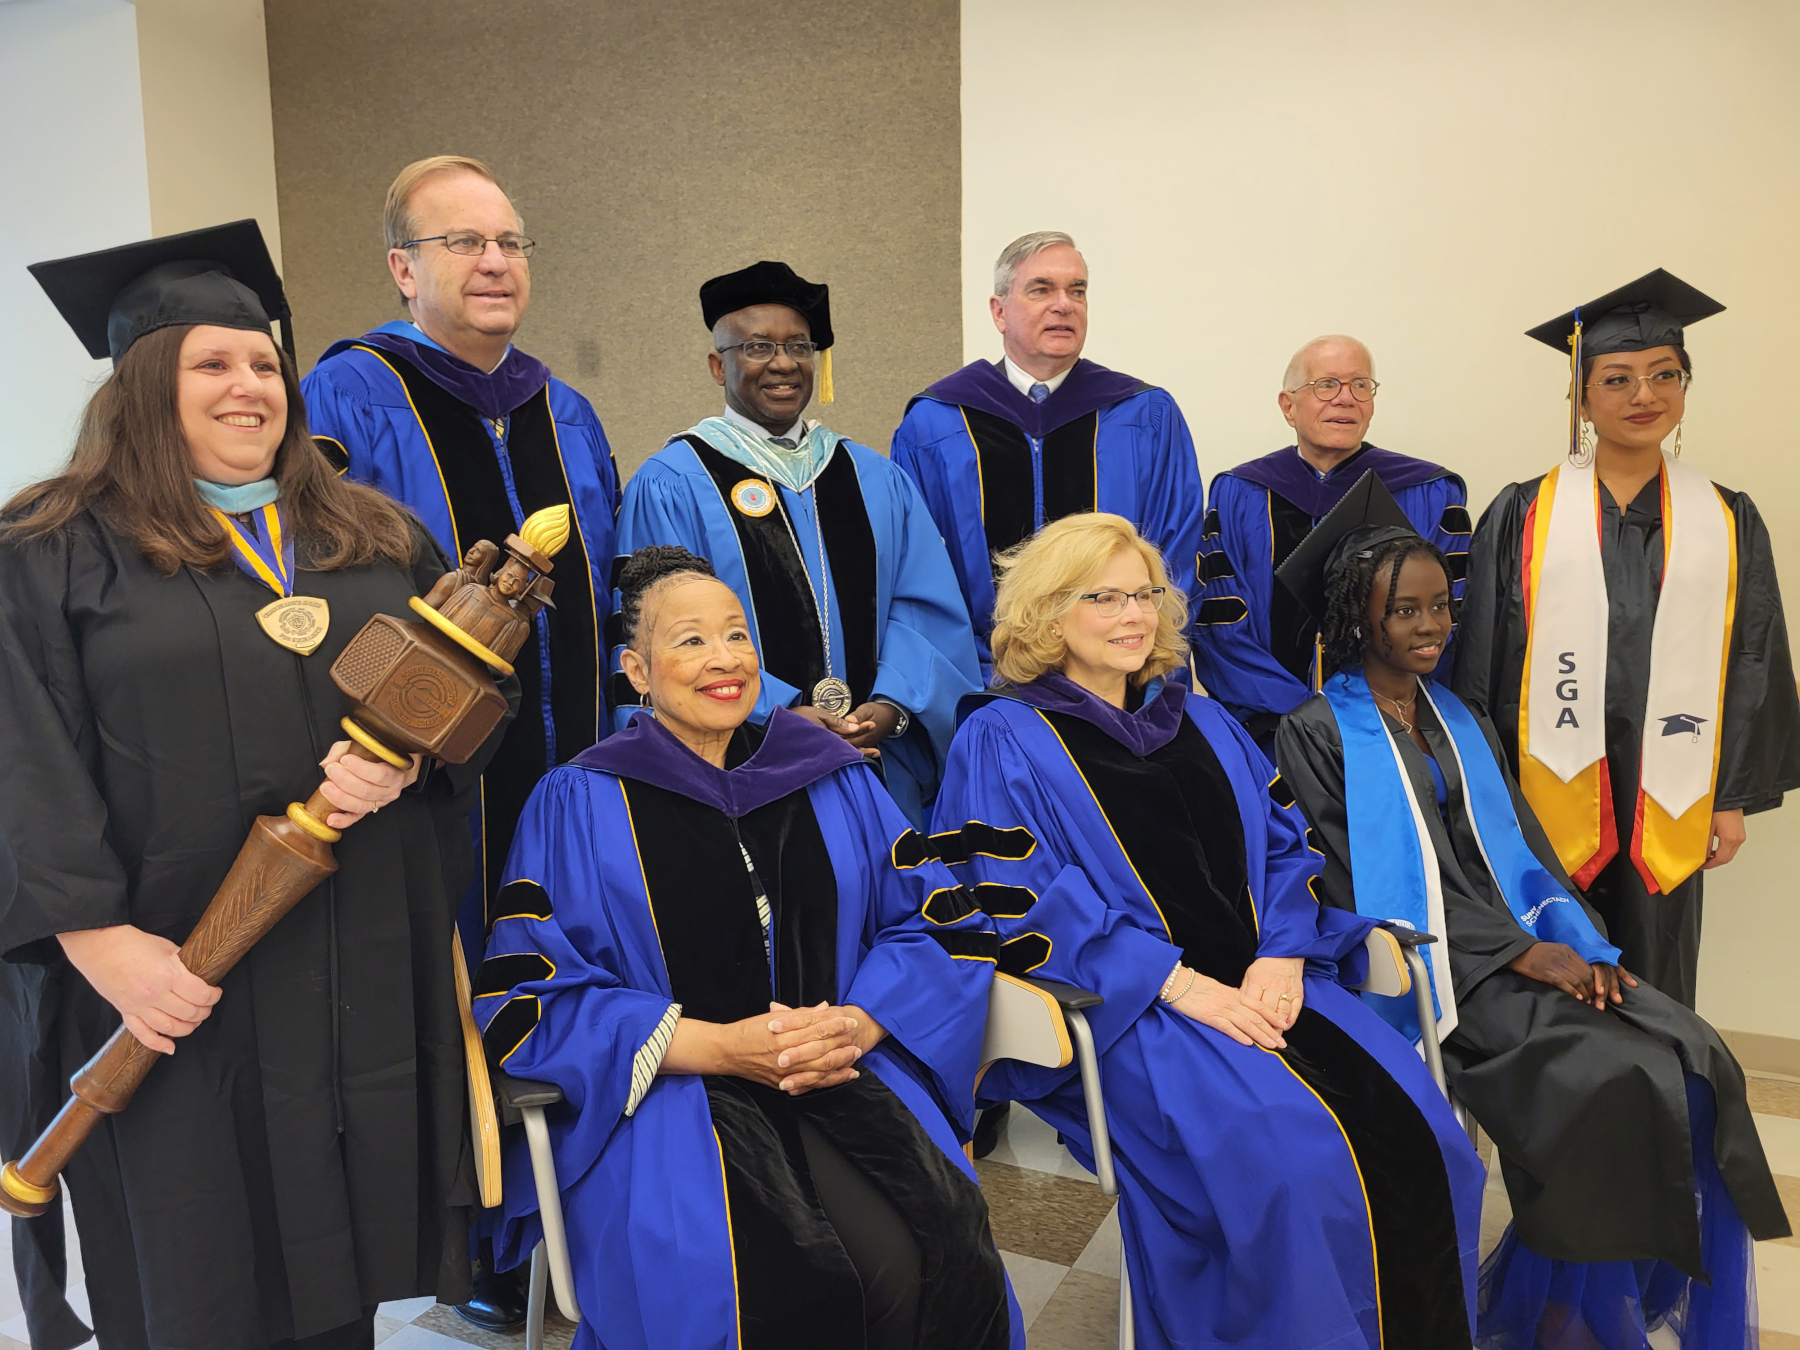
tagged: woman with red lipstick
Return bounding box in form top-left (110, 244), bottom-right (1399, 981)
top-left (0, 225), bottom-right (510, 1349)
top-left (472, 545), bottom-right (1020, 1350)
top-left (1452, 271), bottom-right (1800, 1012)
top-left (1276, 499), bottom-right (1788, 1349)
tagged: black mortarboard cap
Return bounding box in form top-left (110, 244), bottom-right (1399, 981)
top-left (1525, 268), bottom-right (1724, 359)
top-left (28, 219), bottom-right (289, 365)
top-left (1275, 470), bottom-right (1419, 622)
top-left (699, 260), bottom-right (833, 349)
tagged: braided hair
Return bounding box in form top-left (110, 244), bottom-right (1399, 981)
top-left (616, 545), bottom-right (718, 650)
top-left (1318, 534), bottom-right (1455, 679)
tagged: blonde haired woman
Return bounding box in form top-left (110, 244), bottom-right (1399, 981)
top-left (933, 513), bottom-right (1485, 1350)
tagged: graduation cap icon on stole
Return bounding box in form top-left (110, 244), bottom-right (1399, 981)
top-left (1274, 469), bottom-right (1420, 622)
top-left (1658, 713), bottom-right (1707, 741)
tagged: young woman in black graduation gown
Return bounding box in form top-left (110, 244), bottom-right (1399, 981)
top-left (1452, 273), bottom-right (1800, 1010)
top-left (1276, 528), bottom-right (1788, 1349)
top-left (0, 233), bottom-right (508, 1350)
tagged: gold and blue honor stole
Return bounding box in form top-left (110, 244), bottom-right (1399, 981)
top-left (210, 502), bottom-right (330, 654)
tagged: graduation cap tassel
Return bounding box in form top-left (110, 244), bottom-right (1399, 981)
top-left (818, 346), bottom-right (834, 404)
top-left (1566, 314), bottom-right (1584, 464)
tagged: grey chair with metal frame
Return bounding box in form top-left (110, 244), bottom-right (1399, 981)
top-left (976, 925), bottom-right (1458, 1350)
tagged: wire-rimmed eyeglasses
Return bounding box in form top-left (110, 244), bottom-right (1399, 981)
top-left (1289, 376), bottom-right (1379, 402)
top-left (1076, 586), bottom-right (1167, 618)
top-left (717, 340), bottom-right (819, 363)
top-left (400, 231), bottom-right (536, 258)
top-left (1586, 369), bottom-right (1690, 398)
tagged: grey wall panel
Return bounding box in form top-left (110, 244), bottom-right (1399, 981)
top-left (264, 0), bottom-right (960, 476)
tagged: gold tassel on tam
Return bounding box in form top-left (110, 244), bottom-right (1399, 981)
top-left (818, 346), bottom-right (835, 404)
top-left (1566, 315), bottom-right (1584, 463)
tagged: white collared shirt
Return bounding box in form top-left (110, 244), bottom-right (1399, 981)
top-left (722, 404), bottom-right (808, 442)
top-left (1002, 355), bottom-right (1074, 399)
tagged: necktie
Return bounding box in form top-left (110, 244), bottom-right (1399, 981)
top-left (770, 436), bottom-right (798, 450)
top-left (1029, 383), bottom-right (1050, 404)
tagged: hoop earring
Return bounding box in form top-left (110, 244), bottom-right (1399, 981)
top-left (1572, 420), bottom-right (1595, 467)
top-left (639, 689), bottom-right (654, 712)
top-left (1672, 421), bottom-right (1684, 458)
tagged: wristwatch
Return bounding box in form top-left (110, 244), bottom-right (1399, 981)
top-left (874, 697), bottom-right (910, 739)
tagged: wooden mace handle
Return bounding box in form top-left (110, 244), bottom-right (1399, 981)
top-left (0, 743), bottom-right (399, 1219)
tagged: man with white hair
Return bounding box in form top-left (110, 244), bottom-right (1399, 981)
top-left (892, 232), bottom-right (1203, 675)
top-left (1193, 335), bottom-right (1469, 749)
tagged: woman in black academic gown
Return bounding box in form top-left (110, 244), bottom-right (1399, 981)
top-left (473, 546), bottom-right (1016, 1350)
top-left (1275, 511), bottom-right (1789, 1349)
top-left (0, 225), bottom-right (506, 1349)
top-left (1452, 271), bottom-right (1800, 1009)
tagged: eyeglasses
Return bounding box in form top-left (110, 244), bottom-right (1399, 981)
top-left (1290, 377), bottom-right (1379, 402)
top-left (401, 231), bottom-right (536, 258)
top-left (1076, 586), bottom-right (1167, 618)
top-left (1586, 369), bottom-right (1690, 397)
top-left (716, 340), bottom-right (819, 363)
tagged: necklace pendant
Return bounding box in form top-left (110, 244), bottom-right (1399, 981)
top-left (811, 677), bottom-right (854, 718)
top-left (256, 595), bottom-right (330, 655)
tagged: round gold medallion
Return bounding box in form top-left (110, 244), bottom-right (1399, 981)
top-left (730, 479), bottom-right (776, 518)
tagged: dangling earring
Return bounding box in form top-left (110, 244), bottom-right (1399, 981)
top-left (1672, 420), bottom-right (1684, 458)
top-left (639, 689), bottom-right (654, 714)
top-left (1573, 419), bottom-right (1595, 466)
top-left (1353, 625), bottom-right (1362, 639)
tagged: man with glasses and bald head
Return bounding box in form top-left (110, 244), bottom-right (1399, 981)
top-left (1192, 335), bottom-right (1470, 750)
top-left (302, 155), bottom-right (619, 1333)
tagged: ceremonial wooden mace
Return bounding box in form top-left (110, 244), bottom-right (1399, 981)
top-left (0, 506), bottom-right (571, 1219)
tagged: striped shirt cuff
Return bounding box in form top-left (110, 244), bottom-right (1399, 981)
top-left (624, 1002), bottom-right (682, 1117)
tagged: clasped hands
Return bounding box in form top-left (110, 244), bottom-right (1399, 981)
top-left (664, 1001), bottom-right (889, 1095)
top-left (1164, 956), bottom-right (1304, 1050)
top-left (1506, 942), bottom-right (1638, 1010)
top-left (788, 702), bottom-right (902, 757)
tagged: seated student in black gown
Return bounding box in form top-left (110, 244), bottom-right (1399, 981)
top-left (1, 224), bottom-right (505, 1350)
top-left (1273, 495), bottom-right (1790, 1350)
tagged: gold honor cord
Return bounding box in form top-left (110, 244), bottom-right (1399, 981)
top-left (1567, 316), bottom-right (1584, 462)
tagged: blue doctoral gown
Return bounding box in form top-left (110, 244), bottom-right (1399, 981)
top-left (891, 358), bottom-right (1204, 673)
top-left (1194, 444), bottom-right (1467, 743)
top-left (933, 675), bottom-right (1485, 1350)
top-left (473, 710), bottom-right (1021, 1350)
top-left (614, 432), bottom-right (979, 824)
top-left (302, 324), bottom-right (620, 953)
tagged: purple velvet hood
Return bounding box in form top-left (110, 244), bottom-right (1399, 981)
top-left (571, 707), bottom-right (864, 818)
top-left (913, 358), bottom-right (1149, 438)
top-left (1227, 444), bottom-right (1452, 519)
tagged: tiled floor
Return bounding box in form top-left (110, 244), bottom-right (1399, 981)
top-left (4, 1074), bottom-right (1798, 1349)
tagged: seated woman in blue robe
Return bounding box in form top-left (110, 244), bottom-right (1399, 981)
top-left (933, 512), bottom-right (1486, 1350)
top-left (473, 546), bottom-right (1020, 1350)
top-left (1272, 516), bottom-right (1790, 1350)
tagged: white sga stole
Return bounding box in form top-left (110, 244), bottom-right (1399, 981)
top-left (1521, 455), bottom-right (1734, 891)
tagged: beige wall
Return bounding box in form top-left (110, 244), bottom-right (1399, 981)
top-left (962, 0), bottom-right (1800, 1040)
top-left (263, 0), bottom-right (962, 476)
top-left (134, 0), bottom-right (282, 266)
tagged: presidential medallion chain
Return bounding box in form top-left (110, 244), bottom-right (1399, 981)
top-left (773, 487), bottom-right (853, 717)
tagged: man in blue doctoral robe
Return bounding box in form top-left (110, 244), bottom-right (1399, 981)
top-left (1193, 334), bottom-right (1468, 749)
top-left (614, 261), bottom-right (979, 825)
top-left (301, 155), bottom-right (618, 1329)
top-left (891, 231), bottom-right (1204, 674)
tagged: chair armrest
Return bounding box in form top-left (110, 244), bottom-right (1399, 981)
top-left (495, 1073), bottom-right (564, 1127)
top-left (1017, 975), bottom-right (1103, 1012)
top-left (1378, 925), bottom-right (1439, 949)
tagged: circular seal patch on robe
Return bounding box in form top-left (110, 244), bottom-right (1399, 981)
top-left (730, 479), bottom-right (776, 518)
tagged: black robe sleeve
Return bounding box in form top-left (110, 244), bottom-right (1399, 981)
top-left (1276, 695), bottom-right (1541, 994)
top-left (0, 525), bottom-right (132, 963)
top-left (1713, 488), bottom-right (1800, 815)
top-left (1447, 479), bottom-right (1536, 743)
